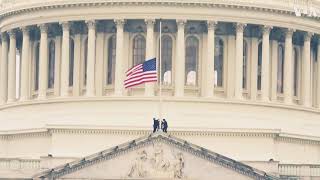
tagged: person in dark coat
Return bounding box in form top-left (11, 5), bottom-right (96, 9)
top-left (153, 118), bottom-right (157, 133)
top-left (156, 119), bottom-right (160, 131)
top-left (162, 119), bottom-right (168, 133)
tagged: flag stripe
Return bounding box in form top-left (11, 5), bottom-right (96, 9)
top-left (124, 58), bottom-right (157, 89)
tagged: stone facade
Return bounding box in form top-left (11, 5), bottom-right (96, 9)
top-left (0, 0), bottom-right (320, 179)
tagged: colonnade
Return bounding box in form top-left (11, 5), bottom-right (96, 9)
top-left (0, 19), bottom-right (319, 109)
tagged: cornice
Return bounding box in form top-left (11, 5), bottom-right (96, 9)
top-left (0, 1), bottom-right (319, 23)
top-left (1, 96), bottom-right (320, 115)
top-left (1, 126), bottom-right (320, 145)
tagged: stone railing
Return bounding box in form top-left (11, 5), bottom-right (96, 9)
top-left (0, 158), bottom-right (41, 169)
top-left (0, 0), bottom-right (319, 15)
top-left (279, 164), bottom-right (320, 177)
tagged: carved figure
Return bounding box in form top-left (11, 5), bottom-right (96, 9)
top-left (128, 150), bottom-right (148, 178)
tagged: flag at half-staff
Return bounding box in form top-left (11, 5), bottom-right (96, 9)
top-left (124, 58), bottom-right (157, 88)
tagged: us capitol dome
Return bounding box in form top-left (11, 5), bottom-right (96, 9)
top-left (0, 0), bottom-right (320, 179)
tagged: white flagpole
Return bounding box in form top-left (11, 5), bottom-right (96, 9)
top-left (159, 20), bottom-right (163, 122)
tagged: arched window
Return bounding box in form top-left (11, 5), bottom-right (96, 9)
top-left (257, 42), bottom-right (262, 90)
top-left (161, 35), bottom-right (173, 85)
top-left (215, 38), bottom-right (224, 87)
top-left (185, 36), bottom-right (199, 86)
top-left (133, 35), bottom-right (146, 65)
top-left (243, 41), bottom-right (248, 89)
top-left (277, 44), bottom-right (285, 93)
top-left (69, 39), bottom-right (74, 86)
top-left (293, 48), bottom-right (299, 96)
top-left (34, 43), bottom-right (40, 91)
top-left (48, 40), bottom-right (55, 89)
top-left (107, 35), bottom-right (116, 85)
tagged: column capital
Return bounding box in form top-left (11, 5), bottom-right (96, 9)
top-left (235, 23), bottom-right (246, 33)
top-left (114, 19), bottom-right (126, 28)
top-left (1, 32), bottom-right (8, 42)
top-left (285, 28), bottom-right (295, 37)
top-left (8, 30), bottom-right (16, 39)
top-left (304, 32), bottom-right (314, 42)
top-left (86, 20), bottom-right (96, 30)
top-left (20, 26), bottom-right (30, 35)
top-left (38, 24), bottom-right (48, 33)
top-left (176, 19), bottom-right (187, 28)
top-left (207, 21), bottom-right (217, 30)
top-left (60, 22), bottom-right (70, 31)
top-left (144, 19), bottom-right (155, 27)
top-left (262, 25), bottom-right (272, 35)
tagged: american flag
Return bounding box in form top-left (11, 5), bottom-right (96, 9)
top-left (124, 58), bottom-right (157, 88)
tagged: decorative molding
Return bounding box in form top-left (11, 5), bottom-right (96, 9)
top-left (262, 26), bottom-right (272, 35)
top-left (86, 20), bottom-right (96, 30)
top-left (176, 19), bottom-right (187, 29)
top-left (34, 133), bottom-right (278, 179)
top-left (304, 32), bottom-right (314, 41)
top-left (144, 19), bottom-right (155, 27)
top-left (7, 30), bottom-right (15, 39)
top-left (1, 126), bottom-right (320, 145)
top-left (114, 19), bottom-right (126, 28)
top-left (20, 26), bottom-right (30, 35)
top-left (0, 32), bottom-right (8, 42)
top-left (60, 21), bottom-right (70, 31)
top-left (285, 28), bottom-right (295, 38)
top-left (207, 20), bottom-right (217, 31)
top-left (235, 23), bottom-right (246, 33)
top-left (38, 24), bottom-right (48, 33)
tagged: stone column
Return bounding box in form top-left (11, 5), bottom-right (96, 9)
top-left (317, 40), bottom-right (320, 108)
top-left (261, 26), bottom-right (272, 101)
top-left (145, 19), bottom-right (156, 96)
top-left (206, 21), bottom-right (217, 97)
top-left (250, 38), bottom-right (259, 101)
top-left (60, 22), bottom-right (70, 97)
top-left (0, 33), bottom-right (8, 104)
top-left (234, 23), bottom-right (246, 99)
top-left (86, 20), bottom-right (96, 97)
top-left (270, 40), bottom-right (278, 101)
top-left (20, 27), bottom-right (30, 101)
top-left (114, 19), bottom-right (125, 96)
top-left (54, 36), bottom-right (62, 96)
top-left (95, 32), bottom-right (105, 96)
top-left (302, 32), bottom-right (313, 107)
top-left (175, 19), bottom-right (186, 97)
top-left (38, 24), bottom-right (48, 99)
top-left (7, 30), bottom-right (16, 102)
top-left (73, 33), bottom-right (81, 96)
top-left (283, 29), bottom-right (294, 104)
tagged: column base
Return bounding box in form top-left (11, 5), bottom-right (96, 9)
top-left (37, 95), bottom-right (47, 101)
top-left (7, 98), bottom-right (16, 103)
top-left (19, 96), bottom-right (29, 101)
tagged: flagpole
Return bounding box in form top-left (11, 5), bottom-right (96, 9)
top-left (159, 19), bottom-right (163, 122)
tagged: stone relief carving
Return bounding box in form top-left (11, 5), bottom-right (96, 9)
top-left (127, 143), bottom-right (186, 179)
